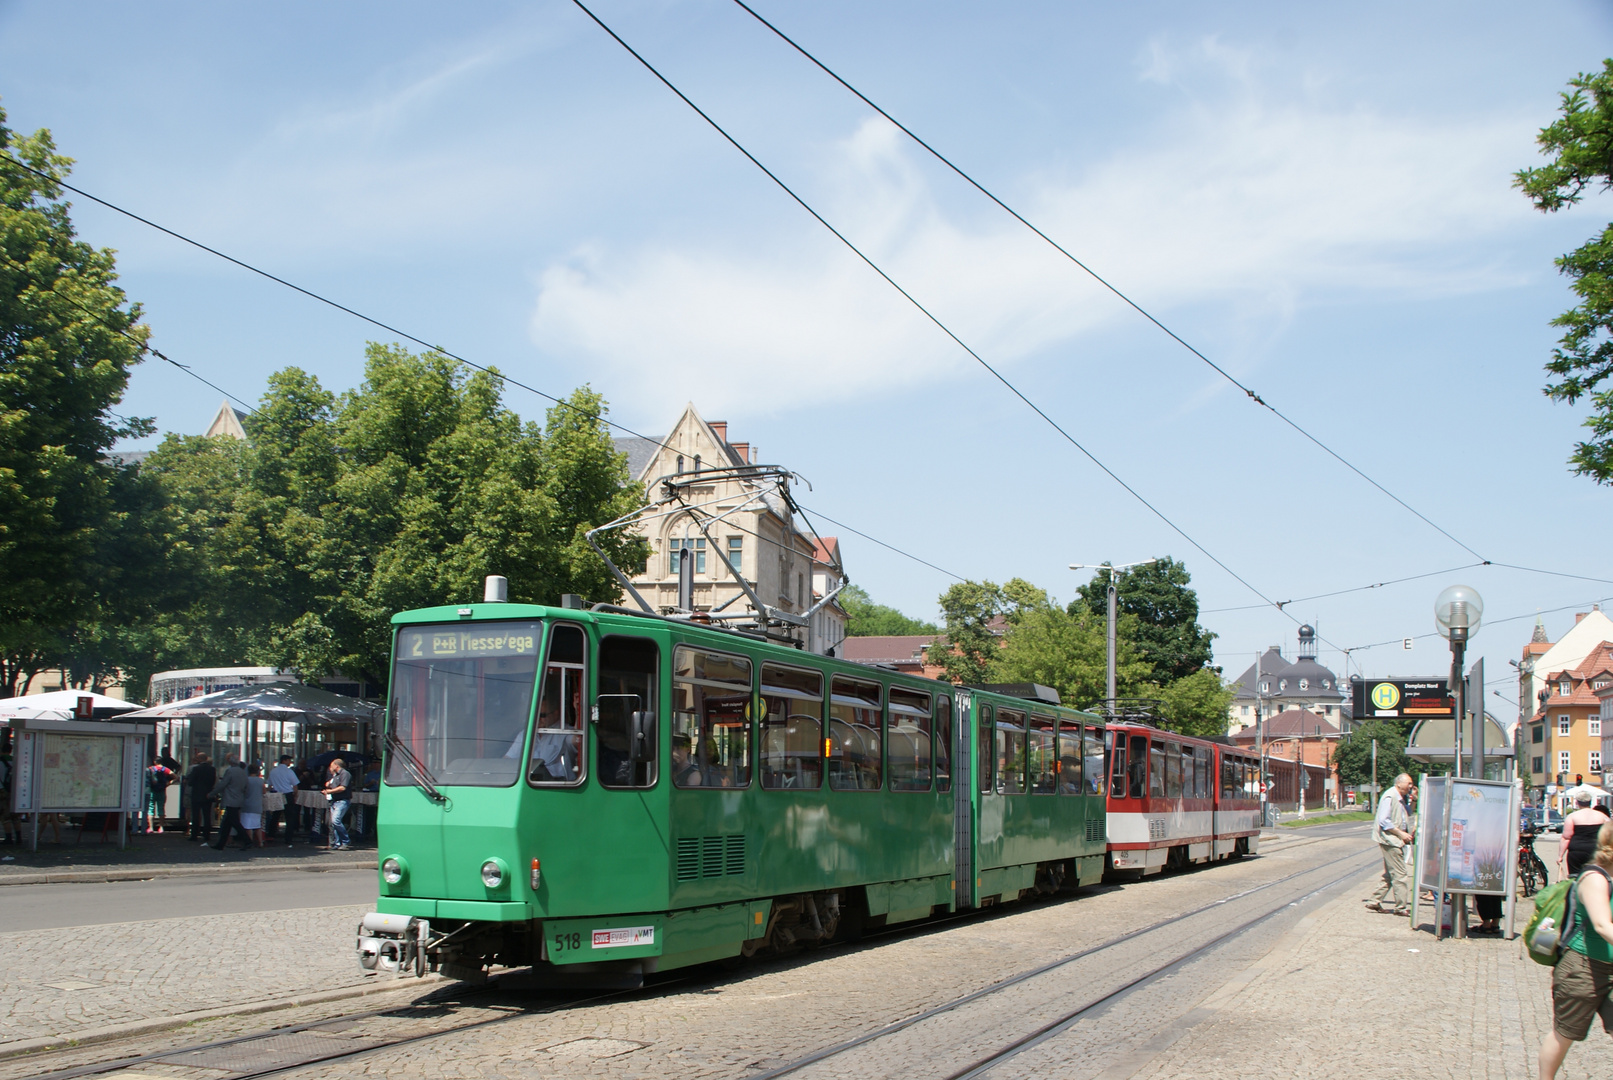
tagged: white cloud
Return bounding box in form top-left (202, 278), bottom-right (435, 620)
top-left (530, 41), bottom-right (1540, 416)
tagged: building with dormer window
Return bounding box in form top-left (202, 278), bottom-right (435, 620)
top-left (1226, 625), bottom-right (1348, 737)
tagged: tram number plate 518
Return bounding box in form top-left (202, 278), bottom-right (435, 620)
top-left (552, 931), bottom-right (584, 953)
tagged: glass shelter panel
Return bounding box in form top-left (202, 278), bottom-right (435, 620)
top-left (389, 621), bottom-right (542, 789)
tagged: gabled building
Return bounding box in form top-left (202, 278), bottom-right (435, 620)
top-left (615, 404), bottom-right (847, 653)
top-left (1226, 625), bottom-right (1348, 736)
top-left (1518, 608), bottom-right (1613, 728)
top-left (1529, 641), bottom-right (1613, 794)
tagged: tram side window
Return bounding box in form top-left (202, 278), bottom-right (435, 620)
top-left (829, 676), bottom-right (882, 791)
top-left (979, 705), bottom-right (995, 793)
top-left (1129, 735), bottom-right (1148, 799)
top-left (1084, 725), bottom-right (1105, 795)
top-left (1221, 754), bottom-right (1235, 799)
top-left (1028, 714), bottom-right (1057, 793)
top-left (1193, 746), bottom-right (1208, 799)
top-left (672, 647), bottom-right (753, 789)
top-left (935, 696), bottom-right (953, 792)
top-left (1108, 730), bottom-right (1126, 798)
top-left (760, 663), bottom-right (823, 791)
top-left (528, 623), bottom-right (586, 786)
top-left (888, 688), bottom-right (933, 791)
top-left (596, 635), bottom-right (658, 789)
top-left (996, 709), bottom-right (1026, 794)
top-left (1166, 743), bottom-right (1184, 798)
top-left (1149, 741), bottom-right (1166, 798)
top-left (1056, 719), bottom-right (1082, 794)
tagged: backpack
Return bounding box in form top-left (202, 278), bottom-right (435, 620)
top-left (1525, 865), bottom-right (1613, 966)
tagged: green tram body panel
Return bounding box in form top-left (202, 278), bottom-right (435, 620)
top-left (373, 603), bottom-right (1106, 975)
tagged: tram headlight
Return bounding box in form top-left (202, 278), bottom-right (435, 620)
top-left (381, 856), bottom-right (407, 885)
top-left (481, 859), bottom-right (506, 889)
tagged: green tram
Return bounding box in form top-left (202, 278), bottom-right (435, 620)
top-left (357, 593), bottom-right (1107, 982)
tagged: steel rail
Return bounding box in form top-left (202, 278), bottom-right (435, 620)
top-left (747, 845), bottom-right (1375, 1080)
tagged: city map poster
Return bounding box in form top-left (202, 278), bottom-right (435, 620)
top-left (1444, 780), bottom-right (1511, 895)
top-left (40, 732), bottom-right (124, 810)
top-left (1417, 777), bottom-right (1449, 892)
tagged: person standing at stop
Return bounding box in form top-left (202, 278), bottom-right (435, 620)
top-left (1368, 773), bottom-right (1415, 915)
top-left (1562, 795), bottom-right (1610, 878)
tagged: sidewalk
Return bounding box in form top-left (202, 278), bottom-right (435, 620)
top-left (0, 829), bottom-right (376, 886)
top-left (1129, 873), bottom-right (1613, 1079)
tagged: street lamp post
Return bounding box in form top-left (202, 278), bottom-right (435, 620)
top-left (1434, 583), bottom-right (1483, 941)
top-left (1070, 559), bottom-right (1157, 714)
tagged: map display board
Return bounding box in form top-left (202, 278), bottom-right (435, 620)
top-left (39, 732), bottom-right (124, 810)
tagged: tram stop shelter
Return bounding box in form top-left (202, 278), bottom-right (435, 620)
top-left (1404, 711), bottom-right (1514, 778)
top-left (121, 682), bottom-right (383, 770)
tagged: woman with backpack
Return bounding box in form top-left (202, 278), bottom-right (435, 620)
top-left (1541, 820), bottom-right (1613, 1079)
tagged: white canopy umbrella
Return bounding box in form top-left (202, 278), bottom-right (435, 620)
top-left (0, 690), bottom-right (138, 719)
top-left (1561, 783), bottom-right (1610, 805)
top-left (120, 682), bottom-right (381, 722)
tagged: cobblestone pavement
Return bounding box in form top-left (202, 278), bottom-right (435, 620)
top-left (0, 900), bottom-right (381, 1049)
top-left (259, 830), bottom-right (1373, 1080)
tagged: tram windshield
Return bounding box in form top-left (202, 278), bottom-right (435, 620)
top-left (387, 621), bottom-right (542, 788)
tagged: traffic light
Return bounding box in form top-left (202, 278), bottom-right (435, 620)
top-left (1578, 774), bottom-right (1585, 786)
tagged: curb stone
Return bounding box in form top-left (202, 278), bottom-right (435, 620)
top-left (0, 860), bottom-right (377, 887)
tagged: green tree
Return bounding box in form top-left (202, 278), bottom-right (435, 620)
top-left (927, 580), bottom-right (1004, 684)
top-left (1332, 717), bottom-right (1414, 788)
top-left (1152, 668), bottom-right (1236, 739)
top-left (145, 347), bottom-right (649, 689)
top-left (840, 584), bottom-right (938, 636)
top-left (0, 109), bottom-right (156, 696)
top-left (1516, 60), bottom-right (1613, 483)
top-left (1074, 557), bottom-right (1216, 683)
top-left (992, 591), bottom-right (1149, 710)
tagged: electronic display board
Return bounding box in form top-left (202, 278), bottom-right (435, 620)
top-left (1352, 678), bottom-right (1454, 720)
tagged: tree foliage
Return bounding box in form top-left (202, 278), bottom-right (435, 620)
top-left (1516, 59), bottom-right (1613, 484)
top-left (1332, 717), bottom-right (1414, 787)
top-left (0, 109), bottom-right (159, 696)
top-left (839, 584), bottom-right (938, 636)
top-left (1074, 557), bottom-right (1216, 683)
top-left (928, 570), bottom-right (1232, 733)
top-left (127, 347), bottom-right (647, 691)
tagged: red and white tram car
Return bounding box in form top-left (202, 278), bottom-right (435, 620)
top-left (1104, 720), bottom-right (1261, 874)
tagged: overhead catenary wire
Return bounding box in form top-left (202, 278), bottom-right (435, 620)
top-left (1199, 562), bottom-right (1489, 614)
top-left (727, 0), bottom-right (1489, 565)
top-left (569, 0), bottom-right (1324, 645)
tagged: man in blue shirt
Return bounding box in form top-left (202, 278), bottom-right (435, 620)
top-left (267, 755), bottom-right (299, 844)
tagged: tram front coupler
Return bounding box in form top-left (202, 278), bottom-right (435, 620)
top-left (356, 912), bottom-right (430, 977)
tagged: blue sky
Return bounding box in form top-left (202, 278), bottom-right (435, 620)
top-left (3, 1), bottom-right (1611, 714)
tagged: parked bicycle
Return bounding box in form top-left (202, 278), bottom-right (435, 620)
top-left (1518, 827), bottom-right (1550, 896)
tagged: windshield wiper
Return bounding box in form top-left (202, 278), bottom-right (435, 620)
top-left (384, 728), bottom-right (448, 804)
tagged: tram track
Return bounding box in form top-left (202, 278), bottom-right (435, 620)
top-left (16, 836), bottom-right (1371, 1080)
top-left (750, 846), bottom-right (1377, 1080)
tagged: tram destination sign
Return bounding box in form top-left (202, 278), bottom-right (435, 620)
top-left (1352, 678), bottom-right (1454, 720)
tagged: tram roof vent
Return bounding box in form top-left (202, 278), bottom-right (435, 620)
top-left (484, 575), bottom-right (509, 603)
top-left (561, 593), bottom-right (585, 609)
